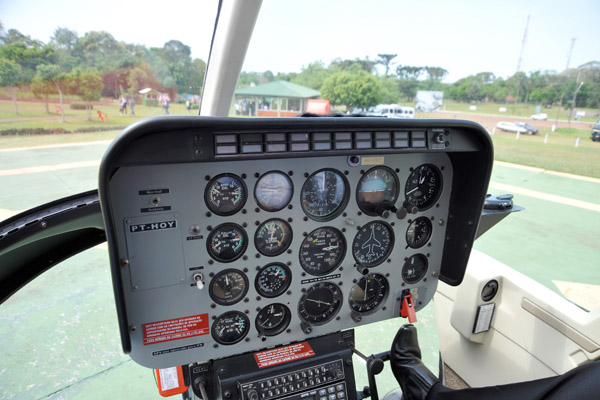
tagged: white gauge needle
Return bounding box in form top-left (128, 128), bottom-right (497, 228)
top-left (406, 187), bottom-right (419, 195)
top-left (307, 298), bottom-right (331, 306)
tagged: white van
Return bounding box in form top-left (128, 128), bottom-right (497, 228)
top-left (367, 104), bottom-right (415, 119)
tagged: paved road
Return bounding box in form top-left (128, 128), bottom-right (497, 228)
top-left (0, 141), bottom-right (598, 399)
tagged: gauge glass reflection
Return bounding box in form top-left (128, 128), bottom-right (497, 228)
top-left (406, 217), bottom-right (433, 249)
top-left (255, 171), bottom-right (293, 212)
top-left (348, 273), bottom-right (389, 314)
top-left (254, 219), bottom-right (293, 257)
top-left (357, 166), bottom-right (399, 216)
top-left (301, 169), bottom-right (348, 221)
top-left (402, 254), bottom-right (428, 284)
top-left (352, 221), bottom-right (394, 267)
top-left (206, 223), bottom-right (247, 262)
top-left (209, 269), bottom-right (248, 305)
top-left (205, 174), bottom-right (247, 216)
top-left (211, 311), bottom-right (250, 345)
top-left (255, 303), bottom-right (291, 337)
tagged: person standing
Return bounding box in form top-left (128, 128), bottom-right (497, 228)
top-left (129, 97), bottom-right (135, 116)
top-left (120, 97), bottom-right (127, 115)
top-left (163, 97), bottom-right (169, 115)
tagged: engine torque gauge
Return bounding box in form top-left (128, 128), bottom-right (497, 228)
top-left (298, 282), bottom-right (343, 325)
top-left (404, 164), bottom-right (442, 211)
top-left (352, 221), bottom-right (394, 267)
top-left (254, 219), bottom-right (293, 257)
top-left (206, 223), bottom-right (247, 262)
top-left (402, 254), bottom-right (428, 284)
top-left (209, 269), bottom-right (248, 305)
top-left (356, 166), bottom-right (400, 216)
top-left (406, 217), bottom-right (433, 249)
top-left (254, 171), bottom-right (293, 212)
top-left (349, 273), bottom-right (389, 314)
top-left (299, 227), bottom-right (346, 276)
top-left (300, 169), bottom-right (349, 221)
top-left (205, 174), bottom-right (247, 216)
top-left (255, 303), bottom-right (291, 337)
top-left (211, 311), bottom-right (250, 345)
top-left (255, 263), bottom-right (292, 298)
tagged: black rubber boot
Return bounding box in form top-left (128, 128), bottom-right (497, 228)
top-left (390, 324), bottom-right (439, 400)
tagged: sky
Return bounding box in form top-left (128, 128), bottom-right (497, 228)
top-left (1, 0), bottom-right (599, 82)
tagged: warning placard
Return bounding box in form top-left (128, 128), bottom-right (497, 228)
top-left (143, 314), bottom-right (209, 345)
top-left (254, 342), bottom-right (315, 369)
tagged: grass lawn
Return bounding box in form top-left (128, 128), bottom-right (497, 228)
top-left (443, 101), bottom-right (599, 123)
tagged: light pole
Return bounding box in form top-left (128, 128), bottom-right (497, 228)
top-left (568, 71), bottom-right (584, 127)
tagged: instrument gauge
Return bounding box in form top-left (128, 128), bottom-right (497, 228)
top-left (402, 254), bottom-right (428, 284)
top-left (255, 171), bottom-right (293, 212)
top-left (255, 263), bottom-right (292, 298)
top-left (301, 169), bottom-right (349, 221)
top-left (206, 223), bottom-right (247, 262)
top-left (406, 217), bottom-right (433, 249)
top-left (209, 269), bottom-right (248, 305)
top-left (255, 303), bottom-right (291, 337)
top-left (405, 164), bottom-right (442, 211)
top-left (352, 221), bottom-right (394, 267)
top-left (254, 219), bottom-right (293, 257)
top-left (348, 273), bottom-right (389, 315)
top-left (356, 166), bottom-right (400, 216)
top-left (299, 227), bottom-right (346, 276)
top-left (298, 282), bottom-right (343, 325)
top-left (211, 311), bottom-right (250, 345)
top-left (205, 174), bottom-right (247, 216)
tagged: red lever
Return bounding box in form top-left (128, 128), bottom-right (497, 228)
top-left (400, 294), bottom-right (417, 323)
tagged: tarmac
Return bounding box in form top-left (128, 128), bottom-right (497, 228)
top-left (0, 140), bottom-right (598, 399)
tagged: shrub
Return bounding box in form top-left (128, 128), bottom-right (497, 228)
top-left (69, 102), bottom-right (93, 110)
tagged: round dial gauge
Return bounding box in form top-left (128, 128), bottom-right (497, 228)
top-left (211, 311), bottom-right (250, 345)
top-left (402, 254), bottom-right (429, 284)
top-left (298, 282), bottom-right (343, 325)
top-left (404, 164), bottom-right (443, 211)
top-left (299, 227), bottom-right (346, 276)
top-left (255, 263), bottom-right (292, 298)
top-left (300, 169), bottom-right (349, 221)
top-left (205, 174), bottom-right (247, 216)
top-left (406, 217), bottom-right (433, 249)
top-left (255, 171), bottom-right (293, 212)
top-left (207, 223), bottom-right (247, 262)
top-left (349, 273), bottom-right (389, 315)
top-left (255, 303), bottom-right (291, 337)
top-left (352, 221), bottom-right (394, 267)
top-left (254, 219), bottom-right (293, 257)
top-left (209, 269), bottom-right (248, 305)
top-left (356, 166), bottom-right (400, 215)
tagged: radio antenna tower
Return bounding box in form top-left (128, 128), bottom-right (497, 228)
top-left (566, 38), bottom-right (576, 70)
top-left (516, 14), bottom-right (530, 73)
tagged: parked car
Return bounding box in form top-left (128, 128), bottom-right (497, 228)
top-left (531, 113), bottom-right (548, 120)
top-left (591, 123), bottom-right (600, 142)
top-left (496, 121), bottom-right (539, 135)
top-left (366, 104), bottom-right (415, 119)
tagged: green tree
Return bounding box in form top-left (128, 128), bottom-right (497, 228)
top-left (321, 70), bottom-right (382, 112)
top-left (34, 64), bottom-right (67, 121)
top-left (67, 68), bottom-right (104, 120)
top-left (290, 61), bottom-right (330, 91)
top-left (0, 59), bottom-right (22, 114)
top-left (376, 53), bottom-right (397, 76)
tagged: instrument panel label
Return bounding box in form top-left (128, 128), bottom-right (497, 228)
top-left (143, 314), bottom-right (209, 345)
top-left (254, 341), bottom-right (315, 369)
top-left (139, 188), bottom-right (170, 195)
top-left (301, 274), bottom-right (341, 285)
top-left (129, 220), bottom-right (177, 233)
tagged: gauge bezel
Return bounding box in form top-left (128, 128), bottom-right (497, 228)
top-left (255, 263), bottom-right (292, 298)
top-left (406, 217), bottom-right (433, 249)
top-left (254, 218), bottom-right (293, 257)
top-left (352, 220), bottom-right (395, 268)
top-left (254, 170), bottom-right (294, 212)
top-left (299, 226), bottom-right (347, 276)
top-left (348, 273), bottom-right (390, 315)
top-left (356, 166), bottom-right (400, 216)
top-left (300, 168), bottom-right (350, 222)
top-left (209, 268), bottom-right (249, 306)
top-left (297, 282), bottom-right (343, 325)
top-left (402, 254), bottom-right (429, 284)
top-left (206, 222), bottom-right (248, 263)
top-left (404, 164), bottom-right (443, 211)
top-left (255, 303), bottom-right (292, 337)
top-left (204, 173), bottom-right (248, 216)
top-left (211, 311), bottom-right (250, 345)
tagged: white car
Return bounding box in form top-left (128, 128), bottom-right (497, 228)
top-left (496, 121), bottom-right (539, 135)
top-left (531, 113), bottom-right (548, 120)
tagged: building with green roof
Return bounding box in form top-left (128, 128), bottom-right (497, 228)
top-left (234, 80), bottom-right (321, 117)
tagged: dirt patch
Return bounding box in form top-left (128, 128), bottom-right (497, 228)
top-left (0, 127), bottom-right (126, 136)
